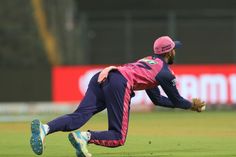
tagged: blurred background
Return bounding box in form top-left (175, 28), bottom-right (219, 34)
top-left (0, 0), bottom-right (236, 120)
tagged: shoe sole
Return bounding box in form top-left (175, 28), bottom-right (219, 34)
top-left (68, 132), bottom-right (86, 157)
top-left (30, 119), bottom-right (43, 155)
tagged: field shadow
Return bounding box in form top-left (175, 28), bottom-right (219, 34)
top-left (95, 150), bottom-right (173, 157)
top-left (94, 148), bottom-right (207, 157)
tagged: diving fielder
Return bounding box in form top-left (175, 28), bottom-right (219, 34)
top-left (30, 36), bottom-right (206, 157)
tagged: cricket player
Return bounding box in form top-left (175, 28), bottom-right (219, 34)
top-left (30, 36), bottom-right (206, 157)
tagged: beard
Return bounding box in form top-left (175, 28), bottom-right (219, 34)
top-left (167, 55), bottom-right (175, 65)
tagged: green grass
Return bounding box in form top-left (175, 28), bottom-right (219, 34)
top-left (1, 110), bottom-right (236, 156)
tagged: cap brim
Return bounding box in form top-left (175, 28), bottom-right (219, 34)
top-left (174, 41), bottom-right (182, 48)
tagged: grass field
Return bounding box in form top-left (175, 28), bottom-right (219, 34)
top-left (1, 110), bottom-right (236, 157)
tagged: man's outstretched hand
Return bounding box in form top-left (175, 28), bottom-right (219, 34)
top-left (98, 66), bottom-right (117, 83)
top-left (191, 98), bottom-right (206, 112)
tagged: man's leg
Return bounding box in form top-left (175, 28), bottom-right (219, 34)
top-left (46, 95), bottom-right (105, 134)
top-left (89, 71), bottom-right (132, 147)
top-left (30, 73), bottom-right (105, 155)
top-left (47, 73), bottom-right (105, 134)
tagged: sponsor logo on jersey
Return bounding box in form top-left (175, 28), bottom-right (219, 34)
top-left (171, 78), bottom-right (177, 86)
top-left (139, 58), bottom-right (158, 64)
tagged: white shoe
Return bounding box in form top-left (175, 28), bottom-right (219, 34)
top-left (30, 119), bottom-right (46, 155)
top-left (68, 131), bottom-right (92, 157)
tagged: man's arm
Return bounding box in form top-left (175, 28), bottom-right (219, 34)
top-left (157, 72), bottom-right (192, 109)
top-left (146, 86), bottom-right (192, 109)
top-left (146, 87), bottom-right (175, 108)
top-left (156, 69), bottom-right (206, 111)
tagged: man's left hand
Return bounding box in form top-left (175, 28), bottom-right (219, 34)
top-left (98, 66), bottom-right (117, 83)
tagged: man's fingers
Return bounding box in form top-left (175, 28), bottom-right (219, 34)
top-left (98, 75), bottom-right (107, 83)
top-left (97, 66), bottom-right (117, 83)
top-left (191, 98), bottom-right (206, 112)
top-left (98, 72), bottom-right (107, 83)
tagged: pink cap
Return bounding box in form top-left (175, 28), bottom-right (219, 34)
top-left (153, 36), bottom-right (182, 54)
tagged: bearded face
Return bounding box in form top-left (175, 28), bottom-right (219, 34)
top-left (167, 50), bottom-right (175, 65)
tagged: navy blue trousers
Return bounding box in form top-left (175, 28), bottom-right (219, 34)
top-left (47, 71), bottom-right (132, 147)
